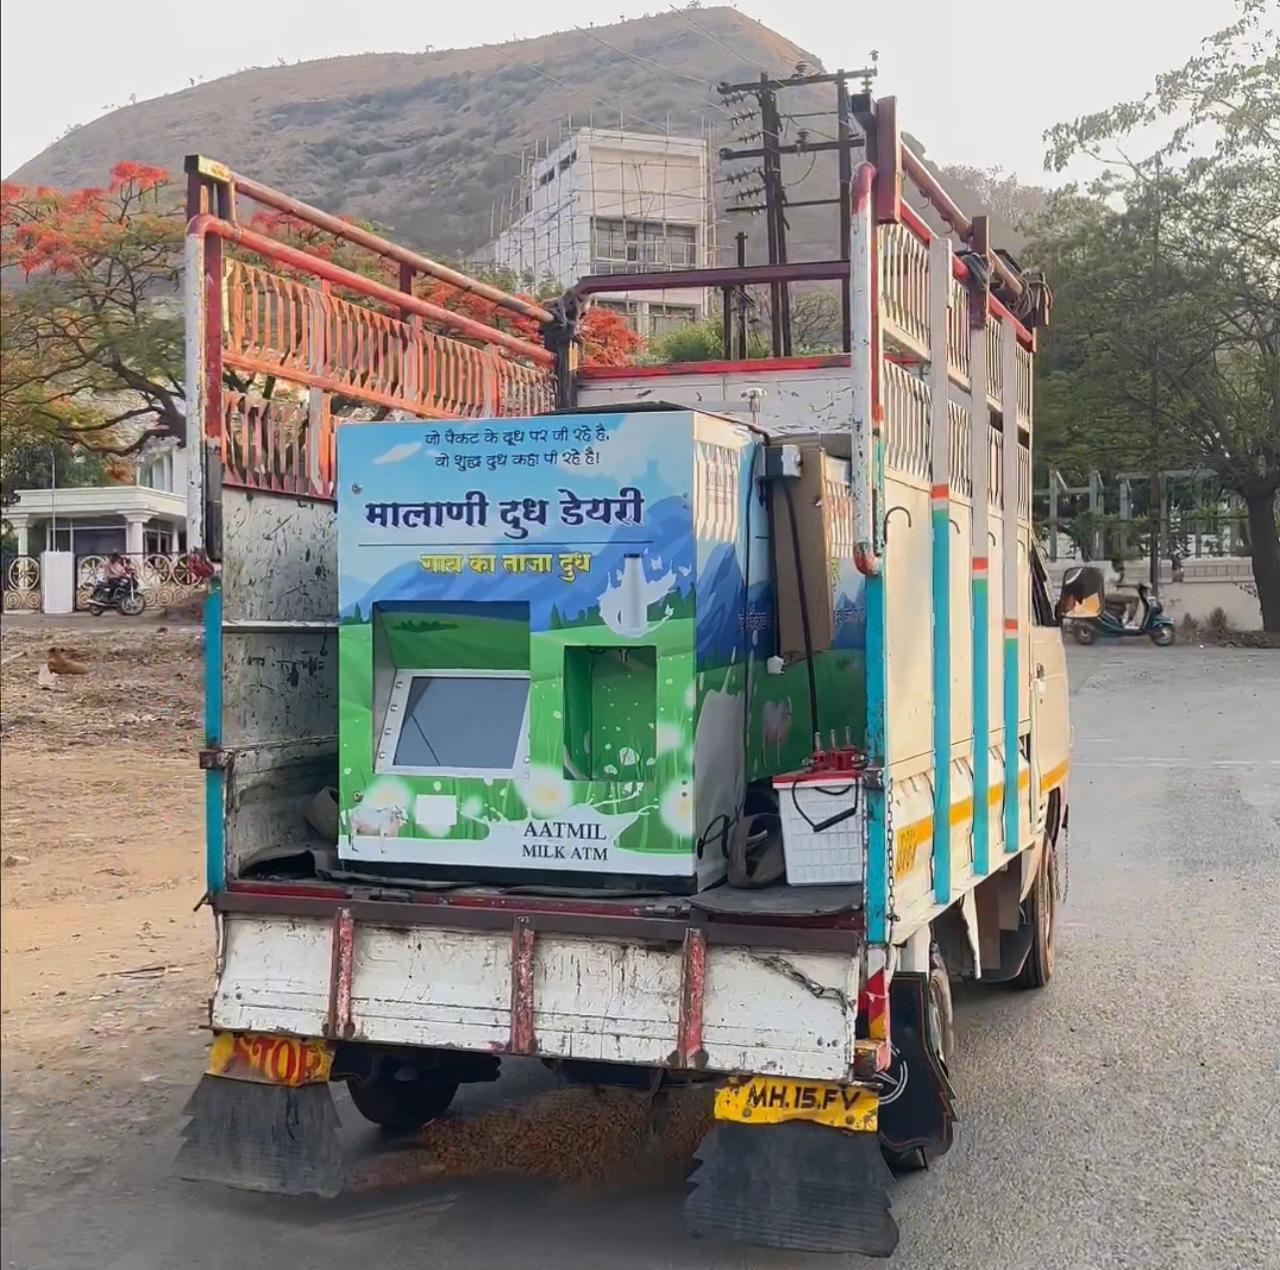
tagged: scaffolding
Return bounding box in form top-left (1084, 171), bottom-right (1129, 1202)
top-left (478, 115), bottom-right (718, 336)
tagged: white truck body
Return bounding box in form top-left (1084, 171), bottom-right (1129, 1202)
top-left (181, 113), bottom-right (1068, 1255)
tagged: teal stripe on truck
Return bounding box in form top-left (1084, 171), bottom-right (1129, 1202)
top-left (204, 580), bottom-right (225, 892)
top-left (931, 499), bottom-right (951, 903)
top-left (971, 574), bottom-right (990, 875)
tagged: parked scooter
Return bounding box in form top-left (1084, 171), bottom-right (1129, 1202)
top-left (1070, 579), bottom-right (1173, 646)
top-left (87, 569), bottom-right (147, 617)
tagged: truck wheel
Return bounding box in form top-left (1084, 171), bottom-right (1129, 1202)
top-left (882, 945), bottom-right (954, 1172)
top-left (346, 1062), bottom-right (459, 1132)
top-left (1015, 841), bottom-right (1057, 989)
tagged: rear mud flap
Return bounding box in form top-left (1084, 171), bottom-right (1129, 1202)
top-left (176, 1075), bottom-right (344, 1198)
top-left (878, 972), bottom-right (956, 1161)
top-left (979, 920), bottom-right (1036, 983)
top-left (685, 1121), bottom-right (898, 1257)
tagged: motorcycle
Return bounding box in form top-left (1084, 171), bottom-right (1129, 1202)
top-left (1070, 579), bottom-right (1173, 646)
top-left (88, 572), bottom-right (147, 617)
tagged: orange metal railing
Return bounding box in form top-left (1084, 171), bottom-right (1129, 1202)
top-left (187, 163), bottom-right (557, 505)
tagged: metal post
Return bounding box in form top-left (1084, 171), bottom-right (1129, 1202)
top-left (837, 75), bottom-right (853, 353)
top-left (759, 82), bottom-right (790, 356)
top-left (968, 277), bottom-right (992, 878)
top-left (1048, 469), bottom-right (1059, 562)
top-left (849, 162), bottom-right (888, 944)
top-left (49, 446), bottom-right (57, 550)
top-left (1000, 319), bottom-right (1021, 857)
top-left (1089, 470), bottom-right (1102, 561)
top-left (928, 237), bottom-right (953, 904)
top-left (735, 231), bottom-right (748, 358)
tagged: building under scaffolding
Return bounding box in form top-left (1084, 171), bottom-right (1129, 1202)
top-left (477, 125), bottom-right (715, 338)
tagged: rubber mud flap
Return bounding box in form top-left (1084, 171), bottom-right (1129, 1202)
top-left (879, 972), bottom-right (956, 1160)
top-left (979, 919), bottom-right (1036, 983)
top-left (685, 1121), bottom-right (898, 1257)
top-left (176, 1075), bottom-right (344, 1197)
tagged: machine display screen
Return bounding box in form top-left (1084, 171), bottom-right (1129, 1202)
top-left (380, 671), bottom-right (529, 776)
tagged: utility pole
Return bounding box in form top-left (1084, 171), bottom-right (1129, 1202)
top-left (717, 66), bottom-right (875, 359)
top-left (1148, 155), bottom-right (1163, 594)
top-left (758, 79), bottom-right (789, 356)
top-left (735, 230), bottom-right (748, 358)
top-left (837, 74), bottom-right (853, 352)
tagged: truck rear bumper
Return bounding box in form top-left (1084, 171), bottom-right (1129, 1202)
top-left (211, 902), bottom-right (861, 1082)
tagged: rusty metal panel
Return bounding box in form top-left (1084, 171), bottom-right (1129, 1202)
top-left (211, 914), bottom-right (859, 1080)
top-left (221, 629), bottom-right (336, 750)
top-left (220, 487), bottom-right (338, 874)
top-left (223, 740), bottom-right (335, 871)
top-left (221, 489), bottom-right (336, 624)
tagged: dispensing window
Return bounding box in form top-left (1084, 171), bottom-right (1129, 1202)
top-left (562, 646), bottom-right (657, 780)
top-left (376, 670), bottom-right (530, 777)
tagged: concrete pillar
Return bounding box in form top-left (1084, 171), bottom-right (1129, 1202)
top-left (10, 515), bottom-right (30, 557)
top-left (124, 513), bottom-right (149, 556)
top-left (40, 551), bottom-right (75, 614)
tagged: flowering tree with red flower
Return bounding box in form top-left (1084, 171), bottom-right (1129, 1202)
top-left (2, 163), bottom-right (185, 457)
top-left (2, 164), bottom-right (644, 466)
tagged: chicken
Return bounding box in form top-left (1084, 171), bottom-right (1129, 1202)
top-left (47, 646), bottom-right (89, 676)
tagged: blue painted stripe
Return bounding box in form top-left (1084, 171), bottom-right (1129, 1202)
top-left (864, 434), bottom-right (890, 946)
top-left (204, 580), bottom-right (225, 893)
top-left (1003, 631), bottom-right (1020, 854)
top-left (971, 576), bottom-right (990, 875)
top-left (931, 503), bottom-right (951, 904)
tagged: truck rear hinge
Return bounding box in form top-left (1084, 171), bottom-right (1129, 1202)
top-left (199, 747), bottom-right (232, 772)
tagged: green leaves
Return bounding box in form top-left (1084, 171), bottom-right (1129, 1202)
top-left (1032, 0), bottom-right (1279, 625)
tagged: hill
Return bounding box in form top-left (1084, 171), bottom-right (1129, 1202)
top-left (10, 10), bottom-right (827, 256)
top-left (7, 9), bottom-right (1043, 264)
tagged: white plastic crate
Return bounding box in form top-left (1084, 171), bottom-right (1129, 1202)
top-left (774, 771), bottom-right (865, 886)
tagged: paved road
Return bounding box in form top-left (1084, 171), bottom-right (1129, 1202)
top-left (5, 647), bottom-right (1279, 1269)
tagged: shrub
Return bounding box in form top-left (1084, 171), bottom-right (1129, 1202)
top-left (1206, 606), bottom-right (1231, 637)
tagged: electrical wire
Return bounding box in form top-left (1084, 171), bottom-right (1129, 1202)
top-left (573, 24), bottom-right (733, 119)
top-left (487, 42), bottom-right (670, 135)
top-left (668, 4), bottom-right (763, 71)
top-left (781, 481), bottom-right (821, 741)
top-left (740, 443), bottom-right (761, 772)
top-left (789, 774), bottom-right (860, 834)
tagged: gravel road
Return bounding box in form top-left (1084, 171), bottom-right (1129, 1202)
top-left (3, 646), bottom-right (1278, 1269)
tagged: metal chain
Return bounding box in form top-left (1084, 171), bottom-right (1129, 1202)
top-left (884, 779), bottom-right (898, 932)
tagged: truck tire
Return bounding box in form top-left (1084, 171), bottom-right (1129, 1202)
top-left (346, 1064), bottom-right (458, 1132)
top-left (1014, 840), bottom-right (1057, 989)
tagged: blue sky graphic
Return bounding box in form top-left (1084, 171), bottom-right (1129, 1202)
top-left (338, 411), bottom-right (697, 618)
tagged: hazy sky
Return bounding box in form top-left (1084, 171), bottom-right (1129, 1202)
top-left (0, 0), bottom-right (1245, 181)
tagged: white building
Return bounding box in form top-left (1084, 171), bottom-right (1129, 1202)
top-left (5, 442), bottom-right (187, 559)
top-left (480, 128), bottom-right (714, 338)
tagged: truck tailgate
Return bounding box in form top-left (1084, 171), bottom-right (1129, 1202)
top-left (212, 907), bottom-right (861, 1082)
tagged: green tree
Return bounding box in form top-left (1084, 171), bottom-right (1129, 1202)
top-left (1034, 0), bottom-right (1280, 628)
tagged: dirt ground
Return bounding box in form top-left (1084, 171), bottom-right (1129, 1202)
top-left (1, 619), bottom-right (212, 1201)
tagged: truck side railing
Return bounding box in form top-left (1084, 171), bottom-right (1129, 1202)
top-left (182, 157), bottom-right (556, 526)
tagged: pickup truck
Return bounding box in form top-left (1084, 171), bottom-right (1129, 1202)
top-left (177, 99), bottom-right (1068, 1257)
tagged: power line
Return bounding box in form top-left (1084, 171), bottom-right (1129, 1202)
top-left (573, 24), bottom-right (731, 119)
top-left (487, 41), bottom-right (669, 135)
top-left (668, 5), bottom-right (763, 72)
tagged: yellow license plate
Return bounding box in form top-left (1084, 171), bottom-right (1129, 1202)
top-left (206, 1032), bottom-right (333, 1087)
top-left (715, 1077), bottom-right (878, 1131)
